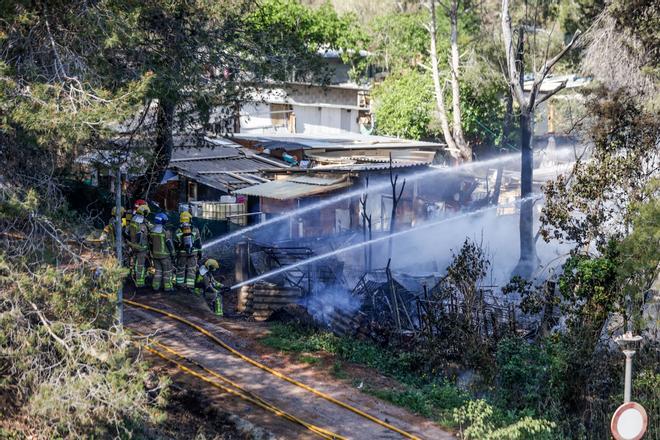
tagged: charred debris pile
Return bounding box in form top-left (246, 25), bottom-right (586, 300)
top-left (232, 238), bottom-right (540, 346)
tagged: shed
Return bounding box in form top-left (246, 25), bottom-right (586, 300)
top-left (233, 174), bottom-right (353, 238)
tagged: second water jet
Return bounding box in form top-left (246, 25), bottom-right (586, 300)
top-left (231, 195), bottom-right (538, 290)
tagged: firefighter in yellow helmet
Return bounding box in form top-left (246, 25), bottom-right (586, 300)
top-left (194, 258), bottom-right (223, 316)
top-left (127, 204), bottom-right (151, 288)
top-left (100, 206), bottom-right (126, 249)
top-left (174, 210), bottom-right (202, 290)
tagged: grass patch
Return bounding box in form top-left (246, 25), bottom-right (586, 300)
top-left (298, 354), bottom-right (320, 365)
top-left (262, 323), bottom-right (427, 383)
top-left (331, 361), bottom-right (348, 379)
top-left (365, 383), bottom-right (467, 427)
top-left (261, 323), bottom-right (468, 426)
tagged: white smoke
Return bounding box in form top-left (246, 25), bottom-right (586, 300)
top-left (304, 286), bottom-right (362, 325)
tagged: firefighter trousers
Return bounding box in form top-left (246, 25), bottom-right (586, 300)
top-left (152, 257), bottom-right (174, 291)
top-left (176, 255), bottom-right (198, 289)
top-left (133, 251), bottom-right (148, 288)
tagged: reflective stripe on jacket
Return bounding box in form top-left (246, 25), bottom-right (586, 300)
top-left (149, 226), bottom-right (173, 259)
top-left (128, 217), bottom-right (149, 252)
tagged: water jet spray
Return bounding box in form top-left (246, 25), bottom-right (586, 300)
top-left (203, 149), bottom-right (574, 251)
top-left (230, 195), bottom-right (539, 290)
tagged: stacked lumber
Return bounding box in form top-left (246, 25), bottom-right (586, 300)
top-left (327, 309), bottom-right (365, 337)
top-left (242, 283), bottom-right (303, 321)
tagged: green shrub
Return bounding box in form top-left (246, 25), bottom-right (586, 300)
top-left (494, 338), bottom-right (568, 416)
top-left (0, 254), bottom-right (166, 438)
top-left (453, 399), bottom-right (556, 440)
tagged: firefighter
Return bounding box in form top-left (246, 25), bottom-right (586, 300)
top-left (174, 211), bottom-right (202, 290)
top-left (127, 203), bottom-right (151, 288)
top-left (194, 258), bottom-right (223, 316)
top-left (149, 213), bottom-right (175, 292)
top-left (100, 206), bottom-right (126, 248)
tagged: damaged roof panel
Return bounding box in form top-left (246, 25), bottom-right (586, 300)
top-left (174, 168), bottom-right (263, 193)
top-left (232, 133), bottom-right (446, 151)
top-left (311, 161), bottom-right (431, 171)
top-left (171, 145), bottom-right (241, 161)
top-left (287, 175), bottom-right (347, 186)
top-left (234, 177), bottom-right (351, 200)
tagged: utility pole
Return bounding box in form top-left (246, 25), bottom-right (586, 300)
top-left (114, 167), bottom-right (124, 326)
top-left (614, 332), bottom-right (642, 403)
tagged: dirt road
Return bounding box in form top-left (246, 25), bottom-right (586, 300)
top-left (124, 292), bottom-right (455, 440)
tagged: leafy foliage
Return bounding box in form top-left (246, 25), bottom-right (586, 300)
top-left (541, 88), bottom-right (660, 248)
top-left (615, 186), bottom-right (660, 330)
top-left (368, 11), bottom-right (437, 71)
top-left (423, 239), bottom-right (496, 367)
top-left (494, 338), bottom-right (569, 417)
top-left (0, 168), bottom-right (166, 438)
top-left (453, 399), bottom-right (556, 440)
top-left (458, 81), bottom-right (508, 155)
top-left (372, 71), bottom-right (437, 139)
top-left (247, 0), bottom-right (369, 81)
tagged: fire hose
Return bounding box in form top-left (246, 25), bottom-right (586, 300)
top-left (119, 297), bottom-right (422, 440)
top-left (133, 331), bottom-right (343, 440)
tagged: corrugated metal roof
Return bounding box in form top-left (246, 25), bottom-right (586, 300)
top-left (324, 150), bottom-right (436, 163)
top-left (232, 133), bottom-right (446, 151)
top-left (173, 157), bottom-right (278, 174)
top-left (174, 168), bottom-right (263, 193)
top-left (171, 146), bottom-right (241, 161)
top-left (234, 178), bottom-right (351, 200)
top-left (287, 175), bottom-right (346, 186)
top-left (311, 161), bottom-right (430, 171)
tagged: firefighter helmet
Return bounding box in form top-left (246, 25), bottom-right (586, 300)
top-left (111, 206), bottom-right (126, 216)
top-left (180, 211), bottom-right (193, 224)
top-left (134, 199), bottom-right (147, 210)
top-left (136, 204), bottom-right (150, 216)
top-left (204, 259), bottom-right (219, 270)
top-left (154, 213), bottom-right (168, 225)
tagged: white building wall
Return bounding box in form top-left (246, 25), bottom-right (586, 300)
top-left (294, 106), bottom-right (321, 134)
top-left (320, 108), bottom-right (342, 134)
top-left (240, 102), bottom-right (290, 134)
top-left (240, 84), bottom-right (369, 135)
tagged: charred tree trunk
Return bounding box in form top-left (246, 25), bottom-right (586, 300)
top-left (132, 99), bottom-right (175, 200)
top-left (501, 0), bottom-right (580, 278)
top-left (360, 178), bottom-right (373, 272)
top-left (388, 154), bottom-right (405, 259)
top-left (514, 109), bottom-right (537, 277)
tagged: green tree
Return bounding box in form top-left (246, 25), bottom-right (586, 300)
top-left (372, 70), bottom-right (506, 147)
top-left (2, 0), bottom-right (368, 199)
top-left (541, 88), bottom-right (659, 249)
top-left (247, 0), bottom-right (369, 82)
top-left (372, 71), bottom-right (437, 140)
top-left (368, 11), bottom-right (432, 72)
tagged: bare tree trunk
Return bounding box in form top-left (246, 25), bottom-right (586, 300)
top-left (511, 22), bottom-right (537, 278)
top-left (428, 0), bottom-right (471, 162)
top-left (449, 0), bottom-right (467, 159)
top-left (429, 0), bottom-right (459, 157)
